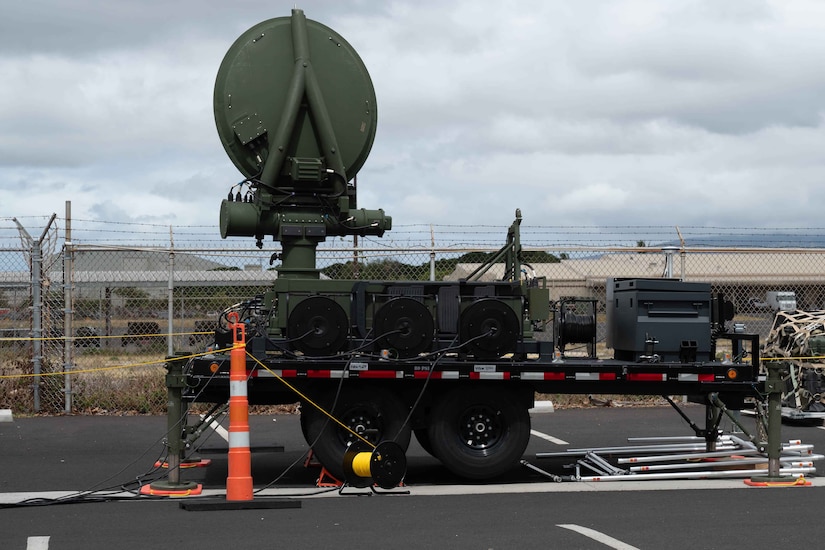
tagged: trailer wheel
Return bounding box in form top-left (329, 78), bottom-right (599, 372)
top-left (302, 387), bottom-right (412, 482)
top-left (427, 387), bottom-right (530, 479)
top-left (414, 428), bottom-right (436, 457)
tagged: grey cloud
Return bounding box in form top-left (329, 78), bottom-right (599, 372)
top-left (0, 0), bottom-right (385, 56)
top-left (3, 0), bottom-right (825, 237)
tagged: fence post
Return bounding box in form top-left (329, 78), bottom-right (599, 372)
top-left (63, 201), bottom-right (73, 413)
top-left (31, 232), bottom-right (42, 412)
top-left (167, 226), bottom-right (175, 357)
top-left (353, 235), bottom-right (360, 279)
top-left (429, 224), bottom-right (436, 281)
top-left (14, 214), bottom-right (56, 412)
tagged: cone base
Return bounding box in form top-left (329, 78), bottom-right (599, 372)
top-left (745, 476), bottom-right (811, 487)
top-left (140, 481), bottom-right (203, 497)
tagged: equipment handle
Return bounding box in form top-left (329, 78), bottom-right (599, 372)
top-left (227, 311), bottom-right (246, 344)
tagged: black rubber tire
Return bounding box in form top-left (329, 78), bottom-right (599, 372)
top-left (302, 386), bottom-right (412, 482)
top-left (427, 386), bottom-right (530, 480)
top-left (413, 428), bottom-right (436, 457)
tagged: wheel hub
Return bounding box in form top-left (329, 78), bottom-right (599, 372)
top-left (461, 406), bottom-right (501, 449)
top-left (342, 409), bottom-right (380, 445)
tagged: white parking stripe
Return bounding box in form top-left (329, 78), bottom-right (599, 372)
top-left (530, 429), bottom-right (568, 445)
top-left (557, 524), bottom-right (639, 550)
top-left (27, 536), bottom-right (50, 550)
top-left (2, 476), bottom-right (822, 504)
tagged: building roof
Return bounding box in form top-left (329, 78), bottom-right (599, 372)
top-left (0, 269), bottom-right (278, 288)
top-left (446, 250), bottom-right (825, 285)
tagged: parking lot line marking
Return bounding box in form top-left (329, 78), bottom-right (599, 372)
top-left (530, 429), bottom-right (568, 445)
top-left (557, 524), bottom-right (638, 550)
top-left (27, 536), bottom-right (50, 550)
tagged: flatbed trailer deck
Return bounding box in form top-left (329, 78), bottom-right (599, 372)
top-left (180, 330), bottom-right (760, 481)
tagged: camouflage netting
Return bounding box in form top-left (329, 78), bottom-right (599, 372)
top-left (762, 309), bottom-right (825, 413)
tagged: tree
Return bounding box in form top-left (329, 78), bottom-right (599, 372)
top-left (113, 287), bottom-right (149, 299)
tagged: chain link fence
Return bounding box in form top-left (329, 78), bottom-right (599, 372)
top-left (3, 213), bottom-right (825, 414)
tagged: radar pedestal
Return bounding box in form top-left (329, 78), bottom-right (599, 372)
top-left (214, 8), bottom-right (391, 277)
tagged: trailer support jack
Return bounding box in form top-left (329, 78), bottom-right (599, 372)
top-left (141, 354), bottom-right (203, 496)
top-left (749, 362), bottom-right (797, 484)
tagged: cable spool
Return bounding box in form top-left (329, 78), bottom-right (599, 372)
top-left (459, 298), bottom-right (520, 360)
top-left (342, 441), bottom-right (407, 489)
top-left (373, 297), bottom-right (435, 358)
top-left (558, 313), bottom-right (595, 346)
top-left (288, 296), bottom-right (348, 356)
top-left (557, 299), bottom-right (598, 357)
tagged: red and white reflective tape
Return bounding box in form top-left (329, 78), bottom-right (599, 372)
top-left (413, 370), bottom-right (460, 379)
top-left (626, 373), bottom-right (667, 382)
top-left (357, 370), bottom-right (404, 379)
top-left (678, 373), bottom-right (716, 382)
top-left (241, 367), bottom-right (725, 384)
top-left (575, 372), bottom-right (617, 381)
top-left (520, 371), bottom-right (565, 381)
top-left (469, 371), bottom-right (511, 380)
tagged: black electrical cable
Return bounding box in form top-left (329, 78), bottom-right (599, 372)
top-left (128, 364), bottom-right (230, 496)
top-left (318, 327), bottom-right (403, 358)
top-left (186, 402), bottom-right (231, 456)
top-left (265, 326), bottom-right (403, 361)
top-left (3, 325), bottom-right (502, 507)
top-left (1, 361), bottom-right (231, 508)
top-left (253, 354), bottom-right (358, 494)
top-left (391, 333), bottom-right (461, 444)
top-left (43, 322), bottom-right (500, 503)
top-left (3, 433), bottom-right (171, 508)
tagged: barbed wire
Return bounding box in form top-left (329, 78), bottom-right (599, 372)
top-left (5, 216), bottom-right (825, 249)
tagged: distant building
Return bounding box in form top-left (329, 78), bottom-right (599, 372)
top-left (0, 249), bottom-right (278, 305)
top-left (446, 250), bottom-right (825, 311)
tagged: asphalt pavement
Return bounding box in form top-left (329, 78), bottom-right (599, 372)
top-left (2, 405), bottom-right (825, 549)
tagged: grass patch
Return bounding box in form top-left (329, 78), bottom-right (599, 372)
top-left (539, 393), bottom-right (670, 409)
top-left (71, 365), bottom-right (167, 415)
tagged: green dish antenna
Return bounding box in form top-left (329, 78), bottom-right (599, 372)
top-left (215, 9), bottom-right (390, 278)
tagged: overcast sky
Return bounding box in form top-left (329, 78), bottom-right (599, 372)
top-left (2, 0), bottom-right (825, 247)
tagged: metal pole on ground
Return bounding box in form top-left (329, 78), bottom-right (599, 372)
top-left (748, 361), bottom-right (807, 486)
top-left (141, 354), bottom-right (202, 496)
